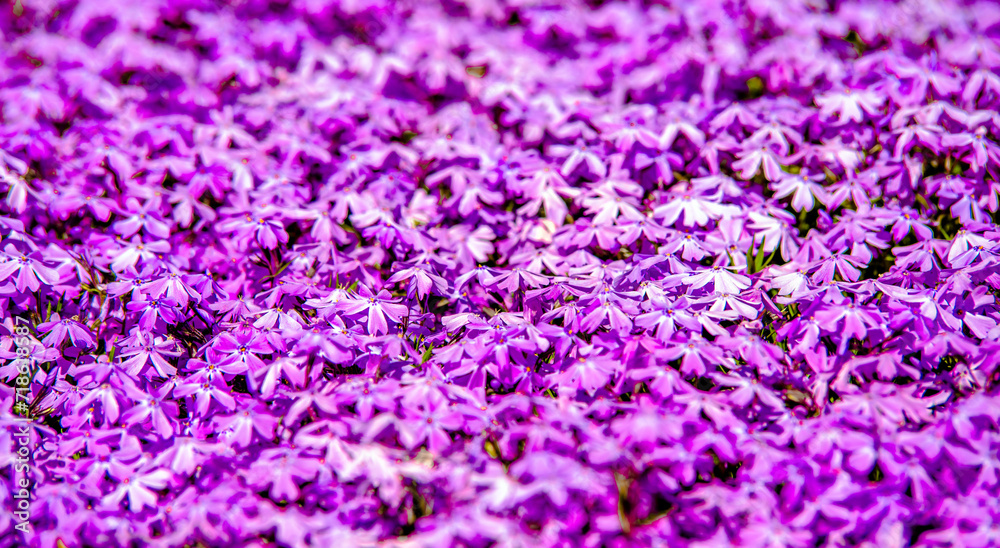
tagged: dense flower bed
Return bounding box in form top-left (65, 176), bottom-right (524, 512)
top-left (2, 0), bottom-right (1000, 546)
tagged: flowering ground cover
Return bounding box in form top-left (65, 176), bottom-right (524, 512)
top-left (2, 0), bottom-right (1000, 546)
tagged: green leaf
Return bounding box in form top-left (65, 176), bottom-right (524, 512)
top-left (752, 235), bottom-right (767, 274)
top-left (762, 244), bottom-right (779, 269)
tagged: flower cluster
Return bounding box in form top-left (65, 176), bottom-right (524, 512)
top-left (2, 0), bottom-right (1000, 546)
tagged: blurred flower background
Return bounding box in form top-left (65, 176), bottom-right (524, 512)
top-left (1, 0), bottom-right (1000, 546)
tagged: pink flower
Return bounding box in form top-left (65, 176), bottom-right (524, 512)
top-left (0, 244), bottom-right (60, 292)
top-left (338, 285), bottom-right (409, 336)
top-left (771, 171), bottom-right (826, 212)
top-left (654, 191), bottom-right (734, 227)
top-left (815, 87), bottom-right (884, 124)
top-left (685, 265), bottom-right (751, 294)
top-left (104, 467), bottom-right (174, 512)
top-left (732, 140), bottom-right (785, 182)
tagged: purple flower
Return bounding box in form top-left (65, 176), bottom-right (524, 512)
top-left (3, 1), bottom-right (1000, 545)
top-left (104, 466), bottom-right (174, 512)
top-left (212, 331), bottom-right (271, 373)
top-left (338, 284), bottom-right (409, 336)
top-left (36, 314), bottom-right (95, 347)
top-left (0, 244), bottom-right (60, 292)
top-left (126, 297), bottom-right (180, 330)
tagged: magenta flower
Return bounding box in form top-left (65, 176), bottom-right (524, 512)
top-left (685, 265), bottom-right (751, 294)
top-left (174, 376), bottom-right (237, 415)
top-left (212, 331), bottom-right (271, 373)
top-left (338, 284), bottom-right (409, 336)
top-left (119, 332), bottom-right (181, 377)
top-left (771, 171), bottom-right (827, 212)
top-left (0, 244), bottom-right (60, 292)
top-left (126, 297), bottom-right (180, 330)
top-left (732, 140), bottom-right (785, 182)
top-left (396, 399), bottom-right (465, 453)
top-left (111, 198), bottom-right (172, 239)
top-left (3, 1), bottom-right (1000, 546)
top-left (552, 352), bottom-right (618, 395)
top-left (36, 314), bottom-right (95, 347)
top-left (103, 466), bottom-right (174, 512)
top-left (814, 87), bottom-right (884, 124)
